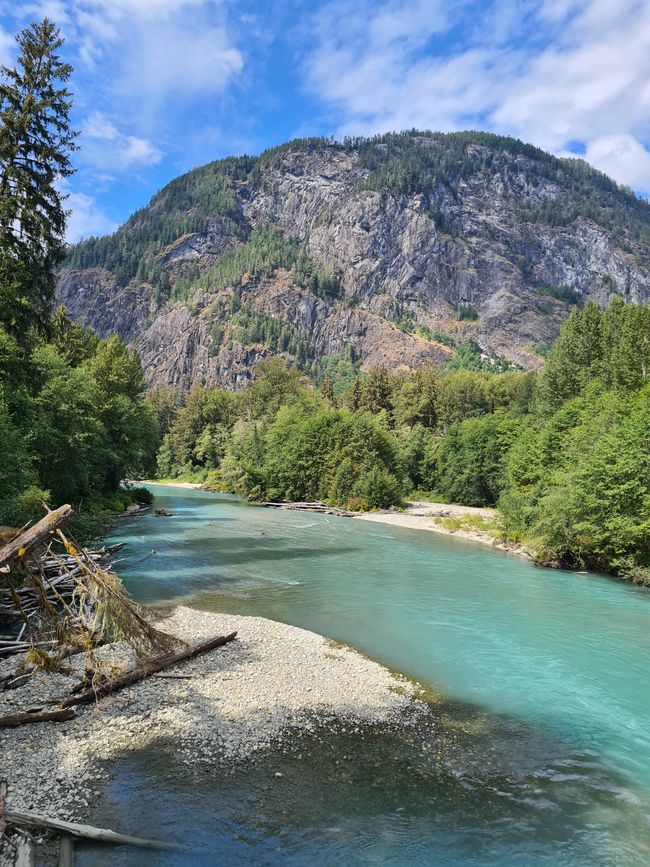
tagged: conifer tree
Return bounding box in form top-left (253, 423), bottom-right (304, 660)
top-left (0, 19), bottom-right (77, 340)
top-left (321, 375), bottom-right (336, 406)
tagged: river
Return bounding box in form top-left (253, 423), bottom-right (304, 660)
top-left (77, 485), bottom-right (650, 866)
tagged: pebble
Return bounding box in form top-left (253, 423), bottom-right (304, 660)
top-left (0, 606), bottom-right (429, 865)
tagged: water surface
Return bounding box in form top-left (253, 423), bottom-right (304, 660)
top-left (78, 485), bottom-right (650, 865)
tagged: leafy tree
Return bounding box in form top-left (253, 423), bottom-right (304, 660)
top-left (435, 413), bottom-right (519, 506)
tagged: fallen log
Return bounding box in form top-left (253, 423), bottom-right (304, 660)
top-left (60, 631), bottom-right (238, 708)
top-left (0, 708), bottom-right (76, 728)
top-left (0, 506), bottom-right (74, 571)
top-left (1, 780), bottom-right (6, 841)
top-left (5, 811), bottom-right (186, 851)
top-left (57, 836), bottom-right (73, 867)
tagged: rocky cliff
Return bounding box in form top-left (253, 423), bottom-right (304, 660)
top-left (58, 131), bottom-right (650, 389)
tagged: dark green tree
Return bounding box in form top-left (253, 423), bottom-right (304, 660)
top-left (0, 19), bottom-right (77, 340)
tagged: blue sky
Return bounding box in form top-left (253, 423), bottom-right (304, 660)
top-left (1, 0), bottom-right (649, 241)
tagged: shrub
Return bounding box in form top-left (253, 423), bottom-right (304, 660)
top-left (456, 304), bottom-right (479, 321)
top-left (354, 466), bottom-right (403, 510)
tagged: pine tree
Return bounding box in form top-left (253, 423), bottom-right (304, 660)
top-left (361, 365), bottom-right (393, 415)
top-left (321, 375), bottom-right (336, 406)
top-left (0, 19), bottom-right (77, 339)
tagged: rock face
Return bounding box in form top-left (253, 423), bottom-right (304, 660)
top-left (58, 132), bottom-right (650, 390)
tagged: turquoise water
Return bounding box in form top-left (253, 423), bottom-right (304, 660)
top-left (78, 485), bottom-right (650, 865)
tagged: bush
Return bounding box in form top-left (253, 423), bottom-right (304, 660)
top-left (354, 466), bottom-right (403, 510)
top-left (456, 304), bottom-right (479, 321)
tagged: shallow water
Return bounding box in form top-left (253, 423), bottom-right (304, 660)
top-left (77, 485), bottom-right (650, 865)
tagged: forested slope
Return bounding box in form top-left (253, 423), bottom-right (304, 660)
top-left (59, 131), bottom-right (650, 390)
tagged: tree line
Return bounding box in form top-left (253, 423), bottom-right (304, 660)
top-left (153, 296), bottom-right (649, 581)
top-left (0, 20), bottom-right (159, 539)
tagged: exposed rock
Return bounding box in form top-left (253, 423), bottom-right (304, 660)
top-left (57, 133), bottom-right (650, 389)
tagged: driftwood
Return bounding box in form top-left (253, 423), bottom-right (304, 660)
top-left (0, 780), bottom-right (6, 841)
top-left (5, 811), bottom-right (186, 851)
top-left (57, 836), bottom-right (73, 867)
top-left (60, 631), bottom-right (238, 708)
top-left (0, 541), bottom-right (129, 657)
top-left (0, 506), bottom-right (73, 571)
top-left (0, 708), bottom-right (76, 728)
top-left (262, 501), bottom-right (357, 517)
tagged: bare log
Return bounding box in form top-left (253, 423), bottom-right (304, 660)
top-left (1, 780), bottom-right (6, 841)
top-left (0, 708), bottom-right (76, 728)
top-left (57, 836), bottom-right (73, 867)
top-left (60, 631), bottom-right (237, 708)
top-left (5, 811), bottom-right (185, 851)
top-left (0, 506), bottom-right (73, 571)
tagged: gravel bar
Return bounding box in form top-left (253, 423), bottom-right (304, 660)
top-left (0, 606), bottom-right (430, 852)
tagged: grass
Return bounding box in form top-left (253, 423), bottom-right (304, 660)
top-left (434, 513), bottom-right (503, 539)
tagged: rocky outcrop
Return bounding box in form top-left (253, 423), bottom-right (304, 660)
top-left (57, 133), bottom-right (650, 389)
top-left (57, 268), bottom-right (155, 345)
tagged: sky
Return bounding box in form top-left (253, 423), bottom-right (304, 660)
top-left (1, 0), bottom-right (649, 242)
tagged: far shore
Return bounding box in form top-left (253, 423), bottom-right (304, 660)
top-left (355, 501), bottom-right (532, 558)
top-left (137, 479), bottom-right (204, 489)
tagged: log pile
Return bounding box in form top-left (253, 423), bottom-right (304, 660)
top-left (0, 542), bottom-right (127, 658)
top-left (0, 505), bottom-right (173, 667)
top-left (262, 501), bottom-right (358, 517)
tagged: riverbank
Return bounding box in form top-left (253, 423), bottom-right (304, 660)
top-left (137, 479), bottom-right (204, 489)
top-left (356, 501), bottom-right (532, 557)
top-left (0, 606), bottom-right (430, 859)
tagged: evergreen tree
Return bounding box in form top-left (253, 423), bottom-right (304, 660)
top-left (0, 19), bottom-right (77, 340)
top-left (361, 365), bottom-right (393, 415)
top-left (321, 375), bottom-right (336, 406)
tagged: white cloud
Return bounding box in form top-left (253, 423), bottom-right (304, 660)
top-left (119, 22), bottom-right (243, 104)
top-left (64, 190), bottom-right (118, 243)
top-left (0, 25), bottom-right (13, 65)
top-left (582, 135), bottom-right (650, 192)
top-left (119, 135), bottom-right (162, 169)
top-left (80, 112), bottom-right (162, 170)
top-left (83, 110), bottom-right (119, 141)
top-left (303, 0), bottom-right (650, 190)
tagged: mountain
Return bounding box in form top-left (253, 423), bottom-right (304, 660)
top-left (57, 131), bottom-right (650, 390)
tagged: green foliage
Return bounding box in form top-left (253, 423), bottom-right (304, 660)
top-left (0, 22), bottom-right (160, 558)
top-left (435, 413), bottom-right (519, 507)
top-left (534, 284), bottom-right (582, 305)
top-left (172, 229), bottom-right (341, 304)
top-left (456, 304), bottom-right (479, 321)
top-left (234, 306), bottom-right (313, 365)
top-left (0, 19), bottom-right (77, 338)
top-left (443, 341), bottom-right (517, 373)
top-left (417, 326), bottom-right (456, 347)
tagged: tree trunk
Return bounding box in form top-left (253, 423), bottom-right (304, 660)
top-left (0, 708), bottom-right (76, 728)
top-left (60, 631), bottom-right (237, 709)
top-left (0, 506), bottom-right (73, 570)
top-left (5, 811), bottom-right (185, 851)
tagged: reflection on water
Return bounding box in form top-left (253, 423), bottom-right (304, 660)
top-left (78, 700), bottom-right (650, 866)
top-left (75, 485), bottom-right (650, 865)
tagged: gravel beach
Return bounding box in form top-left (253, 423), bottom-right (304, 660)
top-left (0, 606), bottom-right (430, 860)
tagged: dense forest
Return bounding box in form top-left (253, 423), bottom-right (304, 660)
top-left (0, 21), bottom-right (159, 540)
top-left (155, 297), bottom-right (650, 581)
